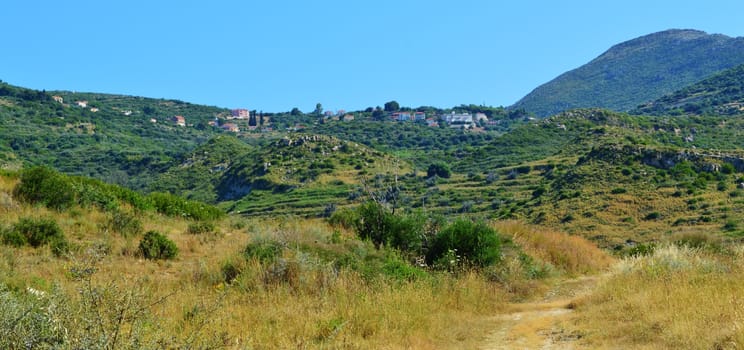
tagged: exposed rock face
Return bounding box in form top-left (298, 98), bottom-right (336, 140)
top-left (580, 144), bottom-right (744, 172)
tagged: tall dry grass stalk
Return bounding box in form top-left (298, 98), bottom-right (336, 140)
top-left (495, 220), bottom-right (614, 274)
top-left (0, 190), bottom-right (511, 348)
top-left (574, 244), bottom-right (744, 349)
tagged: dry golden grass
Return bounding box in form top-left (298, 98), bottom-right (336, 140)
top-left (573, 245), bottom-right (744, 349)
top-left (495, 221), bottom-right (615, 275)
top-left (0, 187), bottom-right (512, 348)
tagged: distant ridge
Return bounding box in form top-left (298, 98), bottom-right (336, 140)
top-left (635, 63), bottom-right (744, 116)
top-left (511, 29), bottom-right (744, 117)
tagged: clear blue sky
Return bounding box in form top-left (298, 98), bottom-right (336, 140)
top-left (2, 0), bottom-right (743, 113)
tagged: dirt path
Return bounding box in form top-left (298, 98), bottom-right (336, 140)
top-left (480, 275), bottom-right (601, 350)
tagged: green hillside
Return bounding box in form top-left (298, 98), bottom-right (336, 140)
top-left (635, 63), bottom-right (744, 116)
top-left (0, 81), bottom-right (230, 189)
top-left (511, 29), bottom-right (744, 117)
top-left (2, 80), bottom-right (744, 249)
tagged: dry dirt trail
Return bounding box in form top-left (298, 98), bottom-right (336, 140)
top-left (480, 275), bottom-right (602, 350)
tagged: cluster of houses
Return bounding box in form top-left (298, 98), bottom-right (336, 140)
top-left (51, 96), bottom-right (99, 113)
top-left (386, 111), bottom-right (491, 129)
top-left (50, 95), bottom-right (494, 132)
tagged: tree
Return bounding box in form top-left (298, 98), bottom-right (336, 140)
top-left (290, 107), bottom-right (302, 116)
top-left (427, 162), bottom-right (451, 178)
top-left (372, 107), bottom-right (385, 121)
top-left (384, 101), bottom-right (400, 112)
top-left (314, 103), bottom-right (323, 116)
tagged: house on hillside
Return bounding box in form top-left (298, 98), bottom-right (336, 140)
top-left (90, 107), bottom-right (99, 113)
top-left (75, 101), bottom-right (88, 108)
top-left (342, 114), bottom-right (355, 121)
top-left (52, 96), bottom-right (63, 104)
top-left (391, 112), bottom-right (412, 121)
top-left (221, 123), bottom-right (240, 133)
top-left (443, 112), bottom-right (474, 128)
top-left (171, 115), bottom-right (186, 126)
top-left (414, 112), bottom-right (426, 121)
top-left (230, 109), bottom-right (250, 119)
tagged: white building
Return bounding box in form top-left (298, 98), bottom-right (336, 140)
top-left (443, 112), bottom-right (474, 128)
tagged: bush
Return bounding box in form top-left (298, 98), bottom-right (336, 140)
top-left (106, 210), bottom-right (143, 237)
top-left (723, 220), bottom-right (738, 232)
top-left (13, 217), bottom-right (64, 248)
top-left (149, 192), bottom-right (224, 221)
top-left (427, 162), bottom-right (451, 179)
top-left (328, 207), bottom-right (359, 230)
top-left (353, 201), bottom-right (424, 252)
top-left (426, 219), bottom-right (501, 268)
top-left (244, 239), bottom-right (283, 263)
top-left (611, 187), bottom-right (627, 194)
top-left (186, 221), bottom-right (216, 235)
top-left (644, 212), bottom-right (661, 220)
top-left (13, 166), bottom-right (75, 211)
top-left (139, 231), bottom-right (178, 260)
top-left (4, 217), bottom-right (69, 256)
top-left (721, 162), bottom-right (736, 175)
top-left (1, 227), bottom-right (27, 247)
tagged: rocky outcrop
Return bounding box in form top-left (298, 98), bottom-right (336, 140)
top-left (580, 144), bottom-right (744, 172)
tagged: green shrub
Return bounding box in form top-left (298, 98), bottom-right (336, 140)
top-left (381, 253), bottom-right (426, 282)
top-left (721, 162), bottom-right (736, 175)
top-left (49, 236), bottom-right (71, 257)
top-left (611, 187), bottom-right (627, 194)
top-left (1, 227), bottom-right (27, 247)
top-left (244, 239), bottom-right (283, 263)
top-left (644, 212), bottom-right (661, 220)
top-left (13, 217), bottom-right (64, 248)
top-left (328, 207), bottom-right (358, 230)
top-left (139, 231), bottom-right (178, 260)
top-left (426, 218), bottom-right (501, 268)
top-left (106, 210), bottom-right (143, 237)
top-left (353, 201), bottom-right (424, 252)
top-left (723, 220), bottom-right (738, 232)
top-left (73, 177), bottom-right (119, 211)
top-left (427, 162), bottom-right (451, 178)
top-left (149, 192), bottom-right (224, 221)
top-left (13, 166), bottom-right (75, 211)
top-left (5, 217), bottom-right (69, 256)
top-left (623, 243), bottom-right (655, 257)
top-left (186, 221), bottom-right (216, 235)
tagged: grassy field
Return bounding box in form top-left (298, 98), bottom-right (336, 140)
top-left (0, 173), bottom-right (615, 349)
top-left (572, 244), bottom-right (744, 349)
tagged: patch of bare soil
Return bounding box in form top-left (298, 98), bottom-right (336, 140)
top-left (480, 276), bottom-right (601, 350)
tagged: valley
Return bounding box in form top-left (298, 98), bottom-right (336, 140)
top-left (2, 28), bottom-right (744, 349)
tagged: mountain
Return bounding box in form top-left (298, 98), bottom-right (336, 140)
top-left (511, 29), bottom-right (744, 117)
top-left (635, 63), bottom-right (744, 116)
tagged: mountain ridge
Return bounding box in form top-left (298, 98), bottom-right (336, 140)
top-left (511, 29), bottom-right (744, 117)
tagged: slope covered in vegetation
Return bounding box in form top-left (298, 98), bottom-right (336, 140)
top-left (512, 29), bottom-right (744, 117)
top-left (635, 63), bottom-right (744, 116)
